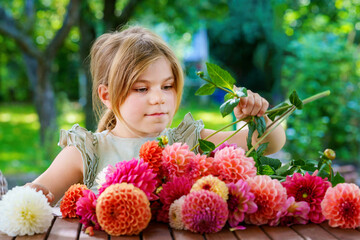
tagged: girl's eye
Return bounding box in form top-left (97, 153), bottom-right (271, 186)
top-left (135, 88), bottom-right (148, 93)
top-left (163, 85), bottom-right (173, 90)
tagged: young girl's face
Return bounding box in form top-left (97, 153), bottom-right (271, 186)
top-left (117, 57), bottom-right (177, 138)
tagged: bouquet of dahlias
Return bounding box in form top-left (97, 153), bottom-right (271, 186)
top-left (58, 63), bottom-right (360, 237)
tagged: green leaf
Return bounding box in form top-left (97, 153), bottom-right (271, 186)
top-left (317, 163), bottom-right (330, 178)
top-left (220, 98), bottom-right (240, 117)
top-left (293, 159), bottom-right (306, 167)
top-left (259, 165), bottom-right (275, 175)
top-left (275, 162), bottom-right (291, 176)
top-left (195, 83), bottom-right (216, 96)
top-left (301, 164), bottom-right (317, 172)
top-left (289, 90), bottom-right (303, 109)
top-left (256, 142), bottom-right (269, 156)
top-left (331, 172), bottom-right (345, 187)
top-left (259, 156), bottom-right (282, 170)
top-left (247, 121), bottom-right (256, 150)
top-left (224, 93), bottom-right (235, 102)
top-left (235, 87), bottom-right (248, 98)
top-left (198, 139), bottom-right (216, 154)
top-left (254, 116), bottom-right (266, 137)
top-left (206, 62), bottom-right (235, 90)
top-left (268, 102), bottom-right (290, 121)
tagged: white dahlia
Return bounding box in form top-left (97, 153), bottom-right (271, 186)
top-left (0, 186), bottom-right (53, 236)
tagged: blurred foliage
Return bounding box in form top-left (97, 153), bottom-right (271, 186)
top-left (282, 33), bottom-right (360, 163)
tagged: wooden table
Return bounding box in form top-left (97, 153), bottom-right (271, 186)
top-left (1, 208), bottom-right (360, 240)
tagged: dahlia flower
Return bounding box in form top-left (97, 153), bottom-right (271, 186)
top-left (321, 183), bottom-right (360, 229)
top-left (227, 179), bottom-right (257, 227)
top-left (212, 146), bottom-right (256, 183)
top-left (210, 141), bottom-right (237, 157)
top-left (269, 196), bottom-right (310, 226)
top-left (157, 176), bottom-right (193, 223)
top-left (98, 158), bottom-right (157, 200)
top-left (282, 172), bottom-right (331, 223)
top-left (169, 196), bottom-right (186, 230)
top-left (161, 143), bottom-right (197, 180)
top-left (60, 184), bottom-right (88, 218)
top-left (95, 166), bottom-right (108, 189)
top-left (0, 186), bottom-right (53, 236)
top-left (76, 189), bottom-right (101, 230)
top-left (96, 183), bottom-right (151, 236)
top-left (139, 140), bottom-right (163, 175)
top-left (182, 190), bottom-right (228, 234)
top-left (245, 175), bottom-right (287, 225)
top-left (191, 175), bottom-right (229, 201)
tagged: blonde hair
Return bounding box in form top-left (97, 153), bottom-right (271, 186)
top-left (90, 26), bottom-right (184, 132)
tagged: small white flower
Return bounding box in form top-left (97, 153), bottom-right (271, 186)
top-left (169, 195), bottom-right (186, 230)
top-left (95, 166), bottom-right (108, 189)
top-left (0, 186), bottom-right (53, 236)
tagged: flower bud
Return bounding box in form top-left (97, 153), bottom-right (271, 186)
top-left (197, 71), bottom-right (204, 77)
top-left (324, 149), bottom-right (336, 160)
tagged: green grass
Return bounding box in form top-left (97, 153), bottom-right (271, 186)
top-left (0, 100), bottom-right (232, 175)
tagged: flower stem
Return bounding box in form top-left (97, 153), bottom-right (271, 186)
top-left (190, 117), bottom-right (248, 152)
top-left (302, 90), bottom-right (331, 105)
top-left (245, 106), bottom-right (296, 157)
top-left (214, 122), bottom-right (249, 148)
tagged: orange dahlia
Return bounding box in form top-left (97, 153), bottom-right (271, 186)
top-left (60, 184), bottom-right (88, 218)
top-left (321, 183), bottom-right (360, 229)
top-left (245, 175), bottom-right (287, 225)
top-left (139, 140), bottom-right (163, 175)
top-left (212, 146), bottom-right (256, 183)
top-left (96, 183), bottom-right (151, 236)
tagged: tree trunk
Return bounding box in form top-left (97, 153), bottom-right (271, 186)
top-left (79, 3), bottom-right (97, 131)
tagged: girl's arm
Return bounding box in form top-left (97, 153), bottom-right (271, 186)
top-left (200, 90), bottom-right (286, 155)
top-left (26, 146), bottom-right (84, 204)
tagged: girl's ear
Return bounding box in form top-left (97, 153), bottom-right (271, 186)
top-left (98, 84), bottom-right (112, 110)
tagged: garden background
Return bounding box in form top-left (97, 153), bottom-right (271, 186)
top-left (0, 0), bottom-right (359, 188)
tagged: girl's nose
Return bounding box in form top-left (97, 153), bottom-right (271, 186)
top-left (149, 90), bottom-right (165, 105)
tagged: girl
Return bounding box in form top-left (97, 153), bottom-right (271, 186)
top-left (26, 26), bottom-right (286, 204)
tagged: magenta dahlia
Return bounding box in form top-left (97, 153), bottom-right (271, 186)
top-left (76, 189), bottom-right (101, 230)
top-left (182, 190), bottom-right (228, 233)
top-left (282, 172), bottom-right (331, 223)
top-left (227, 179), bottom-right (257, 227)
top-left (98, 158), bottom-right (158, 200)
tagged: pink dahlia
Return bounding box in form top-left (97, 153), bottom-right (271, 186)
top-left (212, 146), bottom-right (256, 183)
top-left (161, 143), bottom-right (198, 181)
top-left (76, 189), bottom-right (101, 230)
top-left (321, 183), bottom-right (360, 229)
top-left (269, 196), bottom-right (310, 226)
top-left (210, 141), bottom-right (237, 157)
top-left (182, 190), bottom-right (228, 233)
top-left (227, 179), bottom-right (257, 227)
top-left (98, 158), bottom-right (158, 200)
top-left (157, 176), bottom-right (193, 223)
top-left (282, 172), bottom-right (331, 223)
top-left (245, 175), bottom-right (287, 225)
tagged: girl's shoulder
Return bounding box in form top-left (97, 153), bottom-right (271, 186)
top-left (166, 112), bottom-right (204, 153)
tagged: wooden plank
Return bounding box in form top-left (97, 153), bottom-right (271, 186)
top-left (0, 230), bottom-right (13, 240)
top-left (261, 225), bottom-right (303, 240)
top-left (47, 217), bottom-right (80, 240)
top-left (234, 225), bottom-right (271, 240)
top-left (142, 222), bottom-right (172, 240)
top-left (111, 234), bottom-right (140, 240)
top-left (78, 226), bottom-right (108, 240)
top-left (292, 223), bottom-right (338, 240)
top-left (320, 222), bottom-right (360, 240)
top-left (205, 228), bottom-right (237, 240)
top-left (172, 229), bottom-right (204, 240)
top-left (15, 234), bottom-right (46, 240)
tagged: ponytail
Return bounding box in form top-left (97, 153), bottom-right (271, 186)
top-left (96, 109), bottom-right (116, 132)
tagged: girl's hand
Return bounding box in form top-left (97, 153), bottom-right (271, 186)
top-left (234, 90), bottom-right (269, 120)
top-left (25, 182), bottom-right (54, 203)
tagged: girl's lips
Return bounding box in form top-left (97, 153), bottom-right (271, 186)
top-left (146, 112), bottom-right (166, 116)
